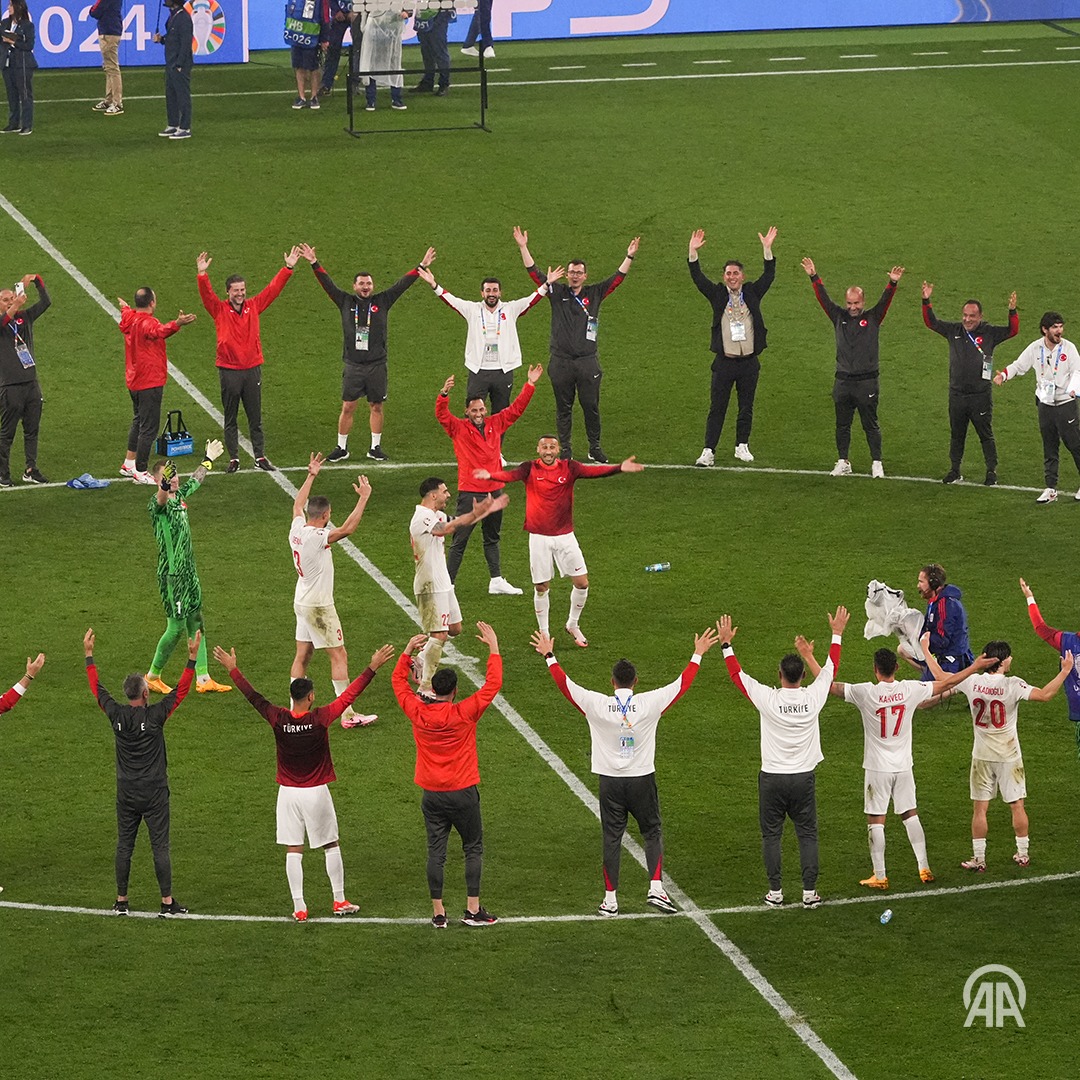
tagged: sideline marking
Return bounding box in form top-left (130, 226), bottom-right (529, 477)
top-left (769, 56), bottom-right (807, 61)
top-left (32, 55), bottom-right (1080, 109)
top-left (2, 198), bottom-right (859, 1080)
top-left (548, 64), bottom-right (586, 70)
top-left (693, 59), bottom-right (731, 64)
top-left (840, 54), bottom-right (877, 58)
top-left (982, 48), bottom-right (1019, 53)
top-left (4, 870), bottom-right (1073, 924)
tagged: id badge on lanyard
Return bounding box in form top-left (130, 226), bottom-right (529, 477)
top-left (586, 316), bottom-right (598, 342)
top-left (967, 331), bottom-right (991, 380)
top-left (730, 321), bottom-right (747, 343)
top-left (1037, 379), bottom-right (1056, 405)
top-left (355, 304), bottom-right (370, 351)
top-left (13, 331), bottom-right (34, 369)
top-left (618, 720), bottom-right (635, 759)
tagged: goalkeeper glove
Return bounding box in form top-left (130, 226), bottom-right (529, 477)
top-left (201, 438), bottom-right (225, 470)
top-left (160, 462), bottom-right (177, 491)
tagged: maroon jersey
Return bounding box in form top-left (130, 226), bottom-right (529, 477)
top-left (231, 668), bottom-right (375, 787)
top-left (489, 458), bottom-right (620, 536)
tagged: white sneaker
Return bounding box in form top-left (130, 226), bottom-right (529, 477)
top-left (1036, 487), bottom-right (1058, 503)
top-left (830, 459), bottom-right (852, 477)
top-left (132, 469), bottom-right (157, 485)
top-left (694, 448), bottom-right (715, 468)
top-left (1074, 486), bottom-right (1080, 501)
top-left (119, 461), bottom-right (136, 477)
top-left (488, 576), bottom-right (523, 596)
top-left (460, 45), bottom-right (479, 56)
top-left (871, 460), bottom-right (885, 479)
top-left (733, 443), bottom-right (754, 463)
top-left (482, 46), bottom-right (496, 58)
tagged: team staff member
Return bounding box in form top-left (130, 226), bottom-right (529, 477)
top-left (154, 0), bottom-right (193, 139)
top-left (117, 288), bottom-right (196, 485)
top-left (513, 225), bottom-right (640, 464)
top-left (532, 625), bottom-right (719, 917)
top-left (197, 247), bottom-right (300, 472)
top-left (719, 606), bottom-right (849, 909)
top-left (994, 310), bottom-right (1080, 504)
top-left (436, 367), bottom-right (542, 594)
top-left (907, 563), bottom-right (974, 680)
top-left (85, 625), bottom-right (199, 917)
top-left (213, 641), bottom-right (393, 920)
top-left (802, 257), bottom-right (903, 479)
top-left (298, 242), bottom-right (434, 462)
top-left (922, 282), bottom-right (1018, 486)
top-left (0, 0), bottom-right (35, 134)
top-left (0, 274), bottom-right (50, 486)
top-left (418, 264), bottom-right (553, 414)
top-left (477, 437), bottom-right (645, 648)
top-left (392, 621), bottom-right (503, 929)
top-left (689, 227), bottom-right (776, 467)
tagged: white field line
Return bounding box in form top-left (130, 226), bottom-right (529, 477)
top-left (2, 198), bottom-right (860, 1080)
top-left (769, 56), bottom-right (807, 61)
top-left (4, 870), bottom-right (1073, 924)
top-left (839, 54), bottom-right (878, 58)
top-left (31, 56), bottom-right (1080, 108)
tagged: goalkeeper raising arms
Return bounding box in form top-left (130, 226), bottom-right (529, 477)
top-left (145, 440), bottom-right (232, 694)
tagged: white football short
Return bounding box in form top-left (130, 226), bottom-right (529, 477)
top-left (529, 531), bottom-right (587, 584)
top-left (864, 768), bottom-right (917, 816)
top-left (294, 603), bottom-right (344, 650)
top-left (970, 757), bottom-right (1027, 803)
top-left (276, 783), bottom-right (339, 847)
top-left (416, 588), bottom-right (462, 634)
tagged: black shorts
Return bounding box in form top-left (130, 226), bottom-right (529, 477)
top-left (342, 361), bottom-right (388, 404)
top-left (291, 44), bottom-right (321, 71)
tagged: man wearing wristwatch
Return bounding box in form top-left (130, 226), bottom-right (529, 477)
top-left (144, 440), bottom-right (232, 695)
top-left (298, 242), bottom-right (435, 463)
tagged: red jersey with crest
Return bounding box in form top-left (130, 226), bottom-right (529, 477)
top-left (489, 458), bottom-right (621, 535)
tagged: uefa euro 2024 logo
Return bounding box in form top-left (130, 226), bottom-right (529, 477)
top-left (963, 964), bottom-right (1026, 1028)
top-left (186, 0), bottom-right (226, 55)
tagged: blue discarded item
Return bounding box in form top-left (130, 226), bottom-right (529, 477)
top-left (67, 473), bottom-right (110, 489)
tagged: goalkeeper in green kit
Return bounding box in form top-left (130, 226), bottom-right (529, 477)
top-left (145, 440), bottom-right (232, 695)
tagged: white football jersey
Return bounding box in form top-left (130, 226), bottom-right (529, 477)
top-left (844, 679), bottom-right (934, 772)
top-left (290, 516), bottom-right (335, 607)
top-left (955, 672), bottom-right (1031, 762)
top-left (410, 505), bottom-right (452, 595)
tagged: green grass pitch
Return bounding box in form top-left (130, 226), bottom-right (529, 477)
top-left (2, 20), bottom-right (1080, 1079)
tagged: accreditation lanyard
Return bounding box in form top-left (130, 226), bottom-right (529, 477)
top-left (1039, 343), bottom-right (1064, 379)
top-left (965, 329), bottom-right (992, 380)
top-left (726, 290), bottom-right (748, 342)
top-left (354, 301), bottom-right (372, 350)
top-left (614, 691), bottom-right (635, 758)
top-left (480, 305), bottom-right (502, 343)
top-left (571, 290), bottom-right (598, 341)
top-left (9, 321), bottom-right (34, 369)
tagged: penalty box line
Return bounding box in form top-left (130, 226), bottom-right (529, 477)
top-left (3, 870), bottom-right (1074, 924)
top-left (0, 193), bottom-right (857, 1080)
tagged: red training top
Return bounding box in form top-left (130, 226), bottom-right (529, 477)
top-left (392, 652), bottom-right (502, 791)
top-left (197, 266), bottom-right (292, 370)
top-left (119, 306), bottom-right (180, 391)
top-left (488, 458), bottom-right (621, 535)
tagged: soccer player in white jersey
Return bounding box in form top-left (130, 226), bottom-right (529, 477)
top-left (926, 639), bottom-right (1073, 870)
top-left (819, 636), bottom-right (991, 890)
top-left (531, 624), bottom-right (720, 917)
top-left (410, 477), bottom-right (507, 693)
top-left (719, 606), bottom-right (849, 909)
top-left (289, 452), bottom-right (376, 727)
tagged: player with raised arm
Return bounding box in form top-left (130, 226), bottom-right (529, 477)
top-left (1019, 577), bottom-right (1080, 746)
top-left (86, 626), bottom-right (199, 917)
top-left (410, 477), bottom-right (507, 694)
top-left (719, 606), bottom-right (848, 908)
top-left (289, 451), bottom-right (376, 727)
top-left (213, 640), bottom-right (395, 920)
top-left (531, 624), bottom-right (719, 917)
top-left (926, 638), bottom-right (1072, 871)
top-left (811, 636), bottom-right (991, 889)
top-left (145, 440), bottom-right (232, 696)
top-left (475, 437), bottom-right (644, 648)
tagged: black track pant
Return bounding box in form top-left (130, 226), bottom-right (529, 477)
top-left (115, 785), bottom-right (172, 897)
top-left (598, 772), bottom-right (663, 890)
top-left (421, 786), bottom-right (484, 899)
top-left (758, 770), bottom-right (818, 891)
top-left (1037, 398), bottom-right (1080, 488)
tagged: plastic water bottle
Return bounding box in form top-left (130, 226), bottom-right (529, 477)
top-left (645, 562), bottom-right (671, 573)
top-left (880, 908), bottom-right (893, 925)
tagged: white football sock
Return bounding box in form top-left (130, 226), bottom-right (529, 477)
top-left (568, 586), bottom-right (589, 626)
top-left (534, 590), bottom-right (550, 634)
top-left (868, 823), bottom-right (886, 877)
top-left (337, 433), bottom-right (348, 450)
top-left (370, 432), bottom-right (381, 449)
top-left (903, 814), bottom-right (928, 870)
top-left (332, 679), bottom-right (349, 698)
top-left (421, 636), bottom-right (444, 691)
top-left (325, 846), bottom-right (345, 902)
top-left (286, 851), bottom-right (305, 910)
top-left (973, 837), bottom-right (987, 859)
top-left (1016, 835), bottom-right (1030, 856)
top-left (648, 879), bottom-right (665, 897)
top-left (604, 889), bottom-right (617, 906)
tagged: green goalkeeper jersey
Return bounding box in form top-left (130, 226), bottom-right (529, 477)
top-left (149, 477), bottom-right (203, 618)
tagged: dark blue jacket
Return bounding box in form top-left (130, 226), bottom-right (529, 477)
top-left (163, 6), bottom-right (193, 69)
top-left (0, 15), bottom-right (37, 70)
top-left (922, 583), bottom-right (974, 676)
top-left (89, 0), bottom-right (124, 37)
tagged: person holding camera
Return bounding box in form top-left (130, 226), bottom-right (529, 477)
top-left (0, 274), bottom-right (50, 486)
